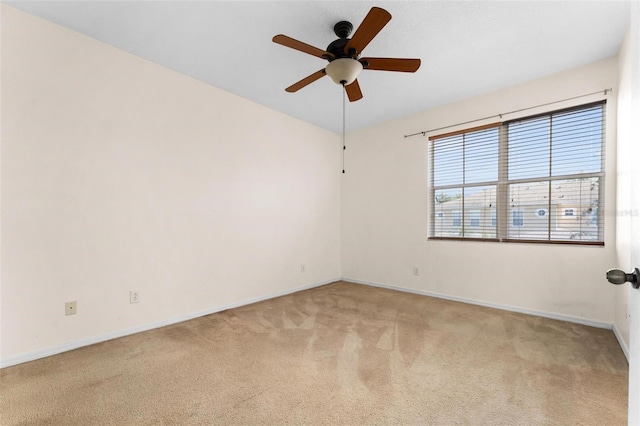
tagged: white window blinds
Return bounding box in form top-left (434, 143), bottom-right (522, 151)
top-left (429, 101), bottom-right (605, 245)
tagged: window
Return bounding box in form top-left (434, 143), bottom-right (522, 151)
top-left (431, 125), bottom-right (499, 239)
top-left (429, 101), bottom-right (605, 245)
top-left (452, 211), bottom-right (462, 227)
top-left (470, 210), bottom-right (481, 227)
top-left (512, 209), bottom-right (524, 227)
top-left (536, 209), bottom-right (548, 218)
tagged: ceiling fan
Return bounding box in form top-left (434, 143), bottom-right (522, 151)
top-left (273, 7), bottom-right (421, 102)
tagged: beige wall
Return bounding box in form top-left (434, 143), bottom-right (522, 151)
top-left (0, 6), bottom-right (341, 365)
top-left (342, 57), bottom-right (619, 325)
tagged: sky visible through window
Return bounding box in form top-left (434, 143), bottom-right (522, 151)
top-left (433, 107), bottom-right (602, 199)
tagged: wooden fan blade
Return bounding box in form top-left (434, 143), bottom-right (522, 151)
top-left (273, 35), bottom-right (334, 60)
top-left (285, 69), bottom-right (326, 93)
top-left (344, 7), bottom-right (392, 55)
top-left (361, 57), bottom-right (421, 73)
top-left (345, 79), bottom-right (363, 102)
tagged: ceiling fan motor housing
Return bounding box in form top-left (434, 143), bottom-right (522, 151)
top-left (326, 38), bottom-right (352, 59)
top-left (327, 21), bottom-right (358, 59)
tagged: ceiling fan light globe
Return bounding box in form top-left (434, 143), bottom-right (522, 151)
top-left (325, 58), bottom-right (363, 86)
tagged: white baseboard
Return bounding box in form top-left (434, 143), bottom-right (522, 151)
top-left (0, 278), bottom-right (339, 369)
top-left (612, 323), bottom-right (630, 362)
top-left (343, 277), bottom-right (614, 330)
top-left (3, 277), bottom-right (621, 368)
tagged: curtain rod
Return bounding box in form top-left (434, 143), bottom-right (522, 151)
top-left (403, 88), bottom-right (612, 139)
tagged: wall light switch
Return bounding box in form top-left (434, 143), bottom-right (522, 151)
top-left (130, 291), bottom-right (140, 304)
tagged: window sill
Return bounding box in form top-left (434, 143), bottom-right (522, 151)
top-left (428, 237), bottom-right (604, 246)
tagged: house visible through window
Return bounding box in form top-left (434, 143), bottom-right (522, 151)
top-left (429, 101), bottom-right (605, 245)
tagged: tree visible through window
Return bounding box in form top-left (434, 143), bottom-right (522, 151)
top-left (429, 101), bottom-right (605, 244)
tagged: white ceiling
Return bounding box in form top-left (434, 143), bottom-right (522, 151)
top-left (5, 1), bottom-right (632, 133)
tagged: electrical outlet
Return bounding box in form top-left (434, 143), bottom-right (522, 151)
top-left (65, 301), bottom-right (77, 316)
top-left (130, 291), bottom-right (140, 304)
top-left (301, 264), bottom-right (305, 273)
top-left (413, 267), bottom-right (420, 276)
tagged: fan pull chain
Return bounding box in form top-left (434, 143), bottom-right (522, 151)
top-left (342, 83), bottom-right (346, 174)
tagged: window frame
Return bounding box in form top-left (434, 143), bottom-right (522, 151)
top-left (428, 101), bottom-right (605, 246)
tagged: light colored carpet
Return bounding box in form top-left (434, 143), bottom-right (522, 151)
top-left (0, 281), bottom-right (628, 425)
